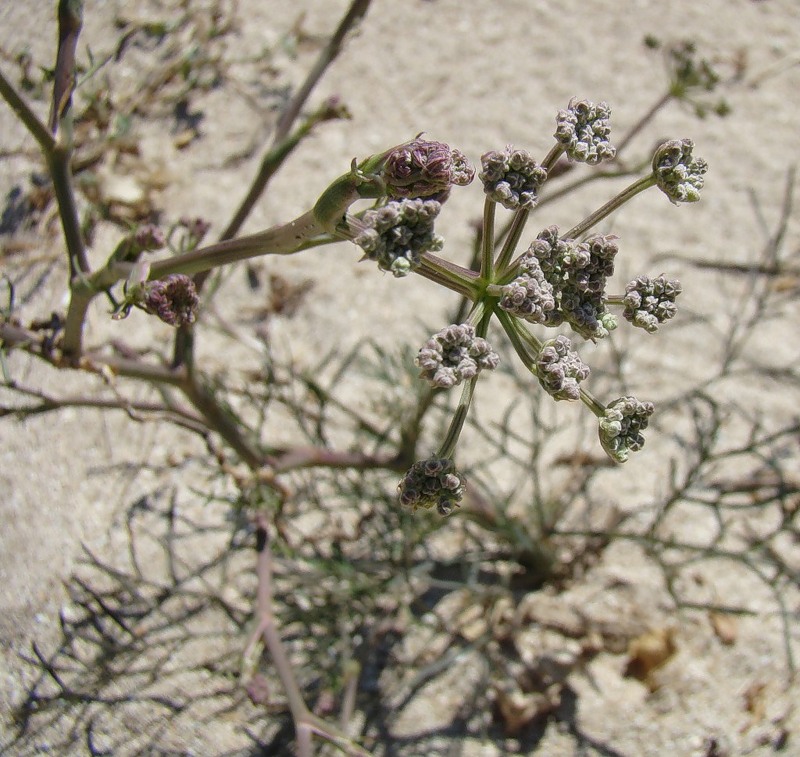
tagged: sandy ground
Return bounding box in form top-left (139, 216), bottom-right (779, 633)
top-left (1, 0), bottom-right (800, 754)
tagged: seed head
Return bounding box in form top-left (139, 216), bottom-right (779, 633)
top-left (416, 323), bottom-right (499, 389)
top-left (479, 147), bottom-right (548, 210)
top-left (623, 274), bottom-right (682, 332)
top-left (398, 457), bottom-right (466, 516)
top-left (350, 198), bottom-right (443, 277)
top-left (598, 396), bottom-right (655, 463)
top-left (555, 98), bottom-right (616, 165)
top-left (535, 335), bottom-right (590, 401)
top-left (653, 138), bottom-right (708, 204)
top-left (382, 138), bottom-right (474, 200)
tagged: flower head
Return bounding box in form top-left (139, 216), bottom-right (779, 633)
top-left (140, 274), bottom-right (199, 327)
top-left (133, 224), bottom-right (166, 253)
top-left (555, 98), bottom-right (616, 165)
top-left (416, 323), bottom-right (499, 389)
top-left (350, 198), bottom-right (443, 277)
top-left (598, 396), bottom-right (655, 463)
top-left (523, 227), bottom-right (619, 339)
top-left (499, 260), bottom-right (560, 325)
top-left (398, 457), bottom-right (466, 516)
top-left (653, 138), bottom-right (708, 204)
top-left (623, 274), bottom-right (682, 332)
top-left (535, 335), bottom-right (590, 401)
top-left (382, 138), bottom-right (474, 201)
top-left (479, 147), bottom-right (548, 210)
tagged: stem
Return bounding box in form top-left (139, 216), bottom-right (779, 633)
top-left (49, 144), bottom-right (90, 277)
top-left (540, 143), bottom-right (566, 173)
top-left (181, 378), bottom-right (263, 469)
top-left (220, 104), bottom-right (342, 243)
top-left (579, 386), bottom-right (606, 417)
top-left (274, 0), bottom-right (372, 143)
top-left (495, 208), bottom-right (530, 276)
top-left (564, 173), bottom-right (656, 240)
top-left (480, 198), bottom-right (496, 280)
top-left (250, 517), bottom-right (373, 757)
top-left (149, 212), bottom-right (327, 279)
top-left (417, 252), bottom-right (480, 300)
top-left (0, 68), bottom-right (55, 152)
top-left (436, 309), bottom-right (492, 460)
top-left (615, 91), bottom-right (672, 155)
top-left (496, 310), bottom-right (539, 374)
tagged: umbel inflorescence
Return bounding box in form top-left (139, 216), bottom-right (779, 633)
top-left (118, 99), bottom-right (705, 517)
top-left (378, 99), bottom-right (703, 515)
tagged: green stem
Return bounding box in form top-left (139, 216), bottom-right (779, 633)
top-left (495, 208), bottom-right (530, 276)
top-left (417, 253), bottom-right (480, 300)
top-left (437, 309), bottom-right (492, 460)
top-left (496, 310), bottom-right (540, 374)
top-left (480, 197), bottom-right (496, 280)
top-left (565, 174), bottom-right (656, 239)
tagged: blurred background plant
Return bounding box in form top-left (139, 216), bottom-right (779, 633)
top-left (1, 1), bottom-right (798, 755)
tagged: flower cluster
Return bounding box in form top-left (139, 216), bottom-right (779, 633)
top-left (354, 100), bottom-right (707, 513)
top-left (499, 261), bottom-right (559, 325)
top-left (382, 137), bottom-right (475, 201)
top-left (140, 274), bottom-right (199, 327)
top-left (535, 335), bottom-right (590, 401)
top-left (416, 323), bottom-right (499, 389)
top-left (350, 198), bottom-right (443, 277)
top-left (598, 396), bottom-right (655, 463)
top-left (653, 138), bottom-right (708, 204)
top-left (519, 226), bottom-right (619, 340)
top-left (555, 98), bottom-right (616, 165)
top-left (397, 457), bottom-right (466, 516)
top-left (479, 147), bottom-right (548, 210)
top-left (623, 275), bottom-right (681, 332)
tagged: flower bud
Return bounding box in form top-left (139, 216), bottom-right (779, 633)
top-left (382, 138), bottom-right (474, 200)
top-left (623, 274), bottom-right (681, 332)
top-left (653, 139), bottom-right (708, 204)
top-left (598, 396), bottom-right (655, 463)
top-left (479, 147), bottom-right (547, 210)
top-left (140, 274), bottom-right (199, 327)
top-left (555, 98), bottom-right (616, 165)
top-left (350, 198), bottom-right (443, 277)
top-left (535, 335), bottom-right (590, 401)
top-left (398, 457), bottom-right (466, 516)
top-left (416, 323), bottom-right (499, 389)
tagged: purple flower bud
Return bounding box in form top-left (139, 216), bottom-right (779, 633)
top-left (398, 457), bottom-right (466, 516)
top-left (350, 198), bottom-right (443, 277)
top-left (133, 224), bottom-right (166, 252)
top-left (140, 274), bottom-right (199, 327)
top-left (382, 138), bottom-right (474, 200)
